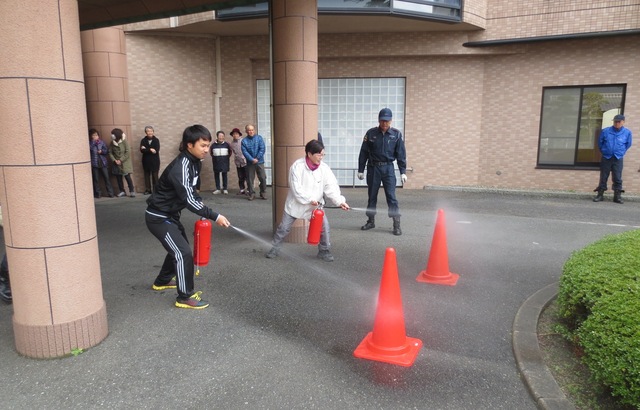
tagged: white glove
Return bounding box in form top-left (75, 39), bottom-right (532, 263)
top-left (357, 173), bottom-right (364, 180)
top-left (401, 174), bottom-right (407, 184)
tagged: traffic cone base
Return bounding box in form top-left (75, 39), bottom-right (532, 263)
top-left (416, 269), bottom-right (459, 286)
top-left (354, 332), bottom-right (423, 367)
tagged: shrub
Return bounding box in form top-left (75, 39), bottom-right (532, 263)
top-left (576, 286), bottom-right (640, 408)
top-left (557, 229), bottom-right (640, 408)
top-left (557, 230), bottom-right (640, 330)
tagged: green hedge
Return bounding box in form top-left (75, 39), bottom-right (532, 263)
top-left (557, 229), bottom-right (640, 408)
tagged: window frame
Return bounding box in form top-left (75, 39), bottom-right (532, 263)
top-left (536, 84), bottom-right (627, 170)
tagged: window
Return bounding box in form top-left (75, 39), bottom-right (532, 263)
top-left (537, 85), bottom-right (625, 167)
top-left (217, 0), bottom-right (461, 23)
top-left (257, 77), bottom-right (406, 186)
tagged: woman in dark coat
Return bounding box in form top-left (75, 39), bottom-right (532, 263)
top-left (140, 125), bottom-right (161, 195)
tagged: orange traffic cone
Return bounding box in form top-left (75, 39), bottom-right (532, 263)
top-left (354, 247), bottom-right (422, 367)
top-left (416, 209), bottom-right (459, 285)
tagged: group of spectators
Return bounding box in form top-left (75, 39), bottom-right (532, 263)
top-left (209, 125), bottom-right (268, 201)
top-left (89, 126), bottom-right (159, 198)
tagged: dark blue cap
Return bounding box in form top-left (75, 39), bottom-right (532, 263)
top-left (378, 108), bottom-right (393, 121)
top-left (613, 114), bottom-right (625, 121)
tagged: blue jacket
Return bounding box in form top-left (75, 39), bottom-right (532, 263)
top-left (241, 134), bottom-right (266, 164)
top-left (90, 139), bottom-right (109, 168)
top-left (599, 126), bottom-right (632, 159)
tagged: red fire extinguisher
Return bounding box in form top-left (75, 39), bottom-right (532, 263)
top-left (307, 206), bottom-right (324, 245)
top-left (193, 218), bottom-right (212, 275)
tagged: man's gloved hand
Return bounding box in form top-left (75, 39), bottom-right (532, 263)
top-left (401, 174), bottom-right (408, 184)
top-left (357, 173), bottom-right (364, 180)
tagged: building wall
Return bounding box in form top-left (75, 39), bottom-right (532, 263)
top-left (123, 16), bottom-right (639, 193)
top-left (126, 33), bottom-right (218, 190)
top-left (476, 36), bottom-right (639, 190)
top-left (472, 0), bottom-right (640, 41)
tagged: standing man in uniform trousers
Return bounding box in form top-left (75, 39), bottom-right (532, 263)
top-left (357, 108), bottom-right (407, 236)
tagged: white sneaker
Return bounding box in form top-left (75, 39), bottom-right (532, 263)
top-left (223, 190), bottom-right (228, 195)
top-left (213, 190), bottom-right (221, 195)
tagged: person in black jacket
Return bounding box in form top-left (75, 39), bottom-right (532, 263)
top-left (145, 124), bottom-right (230, 309)
top-left (210, 130), bottom-right (231, 194)
top-left (357, 108), bottom-right (408, 236)
top-left (140, 126), bottom-right (161, 195)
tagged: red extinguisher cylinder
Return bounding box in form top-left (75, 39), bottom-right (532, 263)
top-left (307, 208), bottom-right (324, 245)
top-left (193, 218), bottom-right (212, 266)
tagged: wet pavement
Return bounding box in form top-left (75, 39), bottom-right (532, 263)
top-left (1, 187), bottom-right (638, 409)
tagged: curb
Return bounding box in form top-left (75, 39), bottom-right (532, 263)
top-left (512, 283), bottom-right (576, 410)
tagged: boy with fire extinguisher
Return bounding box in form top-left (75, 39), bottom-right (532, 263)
top-left (145, 124), bottom-right (230, 310)
top-left (265, 139), bottom-right (350, 262)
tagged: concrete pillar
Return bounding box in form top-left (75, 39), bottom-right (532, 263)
top-left (270, 0), bottom-right (318, 242)
top-left (81, 26), bottom-right (134, 194)
top-left (0, 0), bottom-right (108, 358)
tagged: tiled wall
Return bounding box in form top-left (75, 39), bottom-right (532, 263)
top-left (126, 33), bottom-right (218, 189)
top-left (123, 4), bottom-right (639, 193)
top-left (471, 0), bottom-right (640, 41)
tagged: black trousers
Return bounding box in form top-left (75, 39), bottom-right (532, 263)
top-left (0, 254), bottom-right (8, 283)
top-left (145, 212), bottom-right (194, 300)
top-left (116, 173), bottom-right (135, 193)
top-left (597, 156), bottom-right (624, 191)
top-left (92, 166), bottom-right (114, 197)
top-left (236, 166), bottom-right (247, 190)
top-left (214, 171), bottom-right (228, 190)
top-left (143, 168), bottom-right (159, 192)
top-left (366, 163), bottom-right (400, 219)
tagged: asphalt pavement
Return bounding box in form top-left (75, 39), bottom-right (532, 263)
top-left (1, 187), bottom-right (638, 409)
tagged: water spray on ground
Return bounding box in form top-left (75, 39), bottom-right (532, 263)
top-left (230, 225), bottom-right (367, 296)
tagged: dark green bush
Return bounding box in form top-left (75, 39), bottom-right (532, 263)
top-left (557, 230), bottom-right (640, 330)
top-left (576, 286), bottom-right (640, 408)
top-left (557, 229), bottom-right (640, 408)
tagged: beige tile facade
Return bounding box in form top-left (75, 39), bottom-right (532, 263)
top-left (123, 2), bottom-right (639, 193)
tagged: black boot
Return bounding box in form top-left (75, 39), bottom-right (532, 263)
top-left (613, 190), bottom-right (624, 204)
top-left (593, 189), bottom-right (604, 202)
top-left (361, 218), bottom-right (375, 231)
top-left (392, 217), bottom-right (402, 236)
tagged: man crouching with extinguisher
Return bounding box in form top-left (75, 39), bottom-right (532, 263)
top-left (145, 125), bottom-right (230, 309)
top-left (265, 139), bottom-right (350, 262)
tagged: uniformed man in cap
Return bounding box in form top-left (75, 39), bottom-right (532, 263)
top-left (357, 108), bottom-right (407, 235)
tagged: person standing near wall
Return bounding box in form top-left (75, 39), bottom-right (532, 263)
top-left (241, 124), bottom-right (268, 201)
top-left (593, 114), bottom-right (632, 204)
top-left (211, 130), bottom-right (231, 195)
top-left (229, 128), bottom-right (248, 195)
top-left (110, 128), bottom-right (136, 198)
top-left (140, 126), bottom-right (160, 195)
top-left (357, 108), bottom-right (407, 235)
top-left (89, 129), bottom-right (115, 198)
